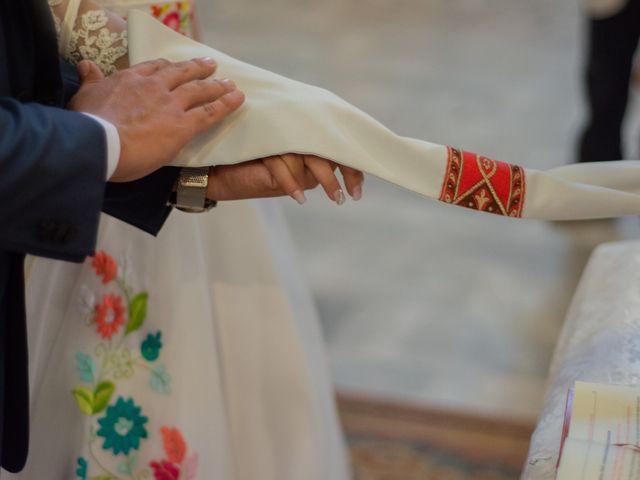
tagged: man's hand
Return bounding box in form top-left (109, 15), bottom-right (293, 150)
top-left (68, 58), bottom-right (245, 182)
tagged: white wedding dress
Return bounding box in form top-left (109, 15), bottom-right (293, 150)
top-left (3, 2), bottom-right (349, 479)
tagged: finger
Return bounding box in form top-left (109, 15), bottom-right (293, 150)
top-left (158, 57), bottom-right (218, 90)
top-left (304, 155), bottom-right (345, 205)
top-left (130, 58), bottom-right (173, 76)
top-left (173, 78), bottom-right (236, 110)
top-left (262, 156), bottom-right (307, 205)
top-left (278, 153), bottom-right (308, 184)
top-left (77, 60), bottom-right (104, 85)
top-left (338, 165), bottom-right (364, 201)
top-left (184, 89), bottom-right (246, 133)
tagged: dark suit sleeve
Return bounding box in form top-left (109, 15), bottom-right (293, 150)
top-left (0, 98), bottom-right (107, 261)
top-left (103, 167), bottom-right (178, 236)
top-left (0, 98), bottom-right (178, 262)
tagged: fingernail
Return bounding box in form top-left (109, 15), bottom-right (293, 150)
top-left (352, 184), bottom-right (363, 201)
top-left (333, 189), bottom-right (346, 205)
top-left (292, 190), bottom-right (307, 205)
top-left (201, 57), bottom-right (216, 66)
top-left (78, 61), bottom-right (90, 77)
top-left (220, 78), bottom-right (236, 89)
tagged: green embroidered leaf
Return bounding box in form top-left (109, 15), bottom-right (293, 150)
top-left (72, 387), bottom-right (94, 416)
top-left (125, 292), bottom-right (148, 335)
top-left (75, 352), bottom-right (96, 383)
top-left (92, 381), bottom-right (115, 414)
top-left (89, 476), bottom-right (113, 480)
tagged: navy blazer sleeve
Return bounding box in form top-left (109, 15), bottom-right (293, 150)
top-left (0, 98), bottom-right (108, 262)
top-left (103, 167), bottom-right (179, 236)
top-left (0, 98), bottom-right (178, 262)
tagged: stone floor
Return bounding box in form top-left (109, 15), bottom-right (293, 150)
top-left (200, 0), bottom-right (640, 420)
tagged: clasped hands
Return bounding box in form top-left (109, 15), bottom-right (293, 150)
top-left (68, 56), bottom-right (364, 205)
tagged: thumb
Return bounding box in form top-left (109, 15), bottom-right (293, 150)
top-left (77, 60), bottom-right (104, 84)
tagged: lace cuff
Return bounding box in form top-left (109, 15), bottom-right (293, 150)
top-left (49, 0), bottom-right (128, 76)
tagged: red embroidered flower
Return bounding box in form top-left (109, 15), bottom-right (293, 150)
top-left (162, 11), bottom-right (181, 32)
top-left (94, 294), bottom-right (126, 339)
top-left (150, 460), bottom-right (180, 480)
top-left (91, 251), bottom-right (117, 284)
top-left (161, 426), bottom-right (187, 464)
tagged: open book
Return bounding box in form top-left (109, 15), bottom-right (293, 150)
top-left (556, 381), bottom-right (640, 479)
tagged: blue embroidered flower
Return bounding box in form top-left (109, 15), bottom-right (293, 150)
top-left (97, 397), bottom-right (148, 455)
top-left (75, 457), bottom-right (88, 480)
top-left (140, 331), bottom-right (162, 362)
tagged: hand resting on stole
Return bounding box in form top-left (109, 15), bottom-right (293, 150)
top-left (69, 56), bottom-right (244, 182)
top-left (59, 0), bottom-right (363, 205)
top-left (69, 55), bottom-right (363, 204)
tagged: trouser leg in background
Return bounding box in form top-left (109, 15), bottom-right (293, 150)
top-left (578, 0), bottom-right (640, 162)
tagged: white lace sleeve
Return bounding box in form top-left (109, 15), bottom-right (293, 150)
top-left (48, 0), bottom-right (129, 76)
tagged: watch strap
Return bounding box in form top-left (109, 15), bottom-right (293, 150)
top-left (171, 167), bottom-right (217, 213)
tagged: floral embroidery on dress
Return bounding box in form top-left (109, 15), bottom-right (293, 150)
top-left (97, 397), bottom-right (149, 455)
top-left (150, 2), bottom-right (194, 37)
top-left (94, 294), bottom-right (126, 339)
top-left (73, 250), bottom-right (198, 479)
top-left (93, 251), bottom-right (118, 284)
top-left (149, 427), bottom-right (200, 479)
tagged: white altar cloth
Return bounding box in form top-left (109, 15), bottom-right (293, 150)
top-left (521, 240), bottom-right (640, 479)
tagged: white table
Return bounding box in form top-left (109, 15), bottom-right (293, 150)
top-left (522, 240), bottom-right (640, 479)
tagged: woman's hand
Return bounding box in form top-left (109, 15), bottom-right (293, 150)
top-left (261, 153), bottom-right (364, 205)
top-left (205, 154), bottom-right (364, 203)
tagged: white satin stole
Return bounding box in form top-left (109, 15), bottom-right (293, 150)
top-left (128, 9), bottom-right (640, 222)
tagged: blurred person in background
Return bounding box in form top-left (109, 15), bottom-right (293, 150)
top-left (578, 0), bottom-right (640, 162)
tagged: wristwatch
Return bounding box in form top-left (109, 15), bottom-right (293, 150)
top-left (169, 167), bottom-right (217, 213)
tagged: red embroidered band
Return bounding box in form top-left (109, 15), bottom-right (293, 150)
top-left (439, 147), bottom-right (526, 218)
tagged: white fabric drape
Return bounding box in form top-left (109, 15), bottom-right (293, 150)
top-left (128, 9), bottom-right (640, 221)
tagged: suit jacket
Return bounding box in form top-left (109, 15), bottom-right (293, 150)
top-left (0, 0), bottom-right (179, 471)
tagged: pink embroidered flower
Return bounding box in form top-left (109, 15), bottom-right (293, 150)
top-left (91, 251), bottom-right (117, 284)
top-left (161, 426), bottom-right (187, 464)
top-left (150, 460), bottom-right (180, 480)
top-left (162, 11), bottom-right (181, 32)
top-left (94, 294), bottom-right (126, 339)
